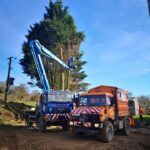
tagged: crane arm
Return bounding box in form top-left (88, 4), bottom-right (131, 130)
top-left (29, 40), bottom-right (74, 93)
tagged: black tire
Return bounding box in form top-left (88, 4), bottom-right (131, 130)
top-left (122, 118), bottom-right (130, 136)
top-left (70, 127), bottom-right (78, 137)
top-left (100, 121), bottom-right (114, 142)
top-left (62, 122), bottom-right (70, 131)
top-left (38, 116), bottom-right (46, 132)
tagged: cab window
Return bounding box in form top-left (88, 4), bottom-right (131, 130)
top-left (88, 95), bottom-right (105, 106)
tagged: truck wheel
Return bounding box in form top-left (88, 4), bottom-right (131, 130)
top-left (70, 127), bottom-right (78, 137)
top-left (62, 122), bottom-right (70, 131)
top-left (38, 116), bottom-right (46, 132)
top-left (122, 118), bottom-right (130, 136)
top-left (100, 121), bottom-right (114, 142)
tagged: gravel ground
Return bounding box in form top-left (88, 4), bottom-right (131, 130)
top-left (0, 124), bottom-right (150, 150)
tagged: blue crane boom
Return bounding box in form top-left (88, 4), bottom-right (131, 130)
top-left (29, 40), bottom-right (73, 93)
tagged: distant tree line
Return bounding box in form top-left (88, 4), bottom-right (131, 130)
top-left (0, 81), bottom-right (40, 102)
top-left (137, 96), bottom-right (150, 114)
top-left (128, 92), bottom-right (150, 114)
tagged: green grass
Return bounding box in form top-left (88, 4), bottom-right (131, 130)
top-left (11, 100), bottom-right (36, 107)
top-left (133, 115), bottom-right (150, 126)
top-left (21, 101), bottom-right (36, 107)
top-left (134, 115), bottom-right (150, 120)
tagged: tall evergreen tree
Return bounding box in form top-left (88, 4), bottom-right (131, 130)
top-left (20, 0), bottom-right (89, 91)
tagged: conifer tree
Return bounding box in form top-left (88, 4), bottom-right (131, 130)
top-left (20, 0), bottom-right (89, 91)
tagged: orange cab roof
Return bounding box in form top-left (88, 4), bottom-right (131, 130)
top-left (81, 92), bottom-right (113, 97)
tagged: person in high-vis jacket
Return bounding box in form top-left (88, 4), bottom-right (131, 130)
top-left (139, 106), bottom-right (144, 123)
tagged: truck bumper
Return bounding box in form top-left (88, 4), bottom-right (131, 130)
top-left (70, 126), bottom-right (102, 137)
top-left (44, 113), bottom-right (70, 122)
top-left (69, 121), bottom-right (103, 129)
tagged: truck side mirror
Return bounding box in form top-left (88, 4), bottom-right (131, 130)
top-left (72, 97), bottom-right (79, 108)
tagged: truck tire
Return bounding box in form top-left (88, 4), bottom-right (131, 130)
top-left (38, 116), bottom-right (46, 132)
top-left (62, 122), bottom-right (70, 131)
top-left (100, 121), bottom-right (114, 142)
top-left (122, 118), bottom-right (130, 136)
top-left (70, 127), bottom-right (78, 137)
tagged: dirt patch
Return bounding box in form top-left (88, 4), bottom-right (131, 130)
top-left (0, 132), bottom-right (18, 150)
top-left (0, 125), bottom-right (150, 150)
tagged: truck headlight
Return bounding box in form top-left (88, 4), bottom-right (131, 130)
top-left (94, 123), bottom-right (99, 128)
top-left (69, 121), bottom-right (73, 126)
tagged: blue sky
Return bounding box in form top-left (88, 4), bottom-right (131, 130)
top-left (0, 0), bottom-right (150, 96)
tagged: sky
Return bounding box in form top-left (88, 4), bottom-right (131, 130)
top-left (0, 0), bottom-right (150, 96)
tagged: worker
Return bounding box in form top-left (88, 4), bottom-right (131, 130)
top-left (139, 106), bottom-right (144, 123)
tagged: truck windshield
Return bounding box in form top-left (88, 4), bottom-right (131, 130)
top-left (80, 95), bottom-right (106, 106)
top-left (48, 91), bottom-right (74, 102)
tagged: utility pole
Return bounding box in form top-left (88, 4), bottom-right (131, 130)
top-left (4, 57), bottom-right (13, 104)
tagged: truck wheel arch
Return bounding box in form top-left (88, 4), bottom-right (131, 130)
top-left (104, 118), bottom-right (114, 127)
top-left (36, 112), bottom-right (42, 122)
top-left (36, 110), bottom-right (43, 118)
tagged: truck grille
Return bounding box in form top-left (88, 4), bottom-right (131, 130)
top-left (87, 114), bottom-right (99, 122)
top-left (72, 115), bottom-right (80, 121)
top-left (72, 114), bottom-right (100, 122)
top-left (58, 115), bottom-right (67, 121)
top-left (53, 108), bottom-right (70, 113)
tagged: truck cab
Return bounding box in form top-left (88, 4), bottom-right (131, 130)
top-left (70, 85), bottom-right (130, 142)
top-left (34, 91), bottom-right (74, 131)
top-left (26, 91), bottom-right (75, 131)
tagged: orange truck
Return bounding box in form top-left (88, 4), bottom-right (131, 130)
top-left (70, 85), bottom-right (130, 142)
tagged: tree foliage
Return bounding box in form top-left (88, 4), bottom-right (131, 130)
top-left (11, 84), bottom-right (29, 101)
top-left (30, 90), bottom-right (40, 102)
top-left (137, 96), bottom-right (150, 114)
top-left (0, 82), bottom-right (40, 102)
top-left (0, 81), bottom-right (5, 94)
top-left (20, 0), bottom-right (89, 91)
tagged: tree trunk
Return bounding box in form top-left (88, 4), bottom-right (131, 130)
top-left (60, 47), bottom-right (65, 91)
top-left (67, 70), bottom-right (70, 90)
